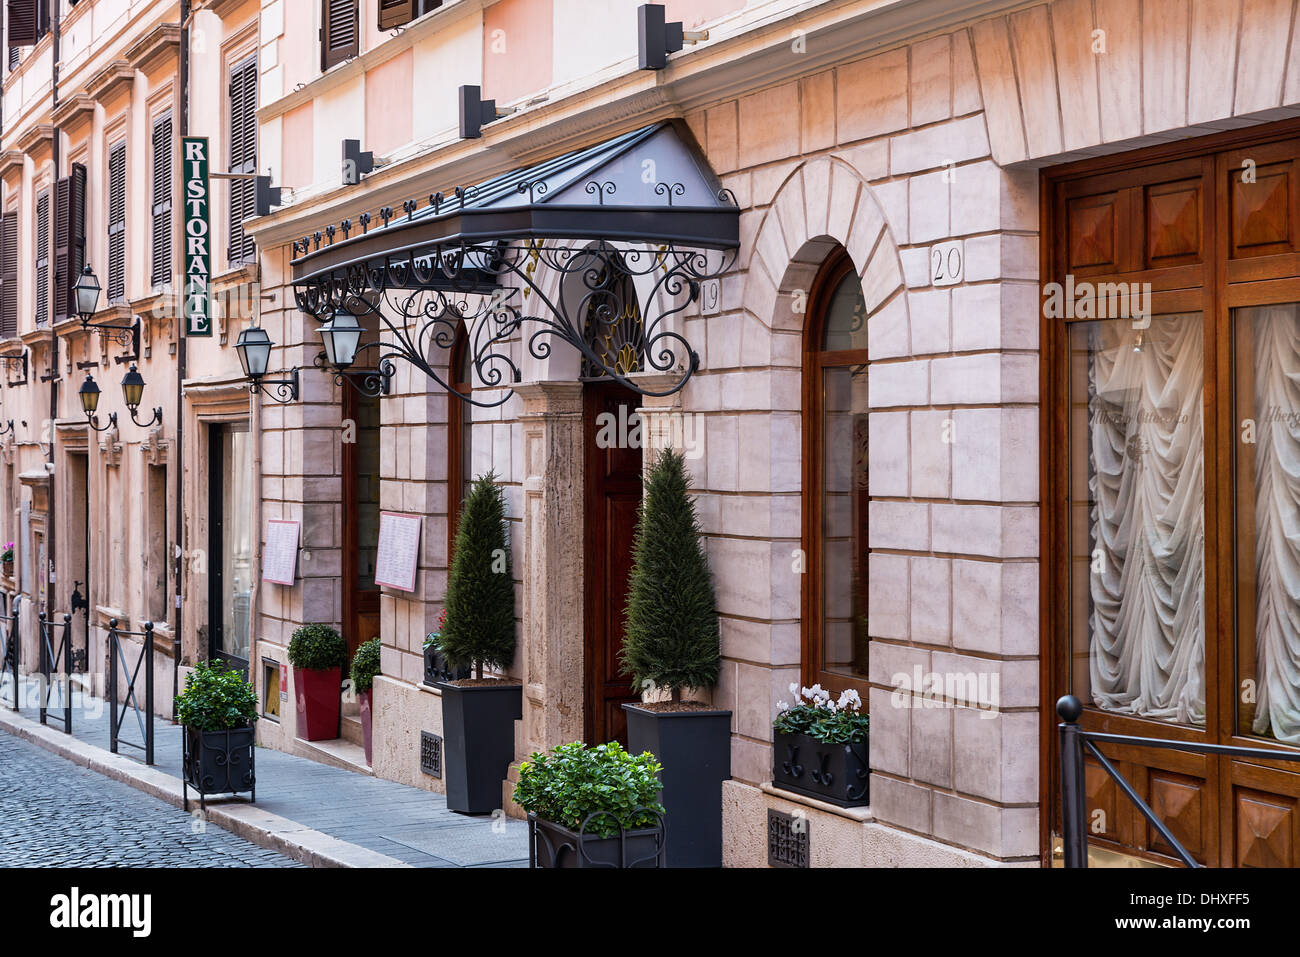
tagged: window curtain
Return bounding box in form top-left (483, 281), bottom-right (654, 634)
top-left (1248, 305), bottom-right (1300, 744)
top-left (1085, 315), bottom-right (1206, 726)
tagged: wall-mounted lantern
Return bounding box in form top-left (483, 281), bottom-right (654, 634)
top-left (234, 326), bottom-right (299, 403)
top-left (79, 364), bottom-right (162, 432)
top-left (73, 265), bottom-right (140, 357)
top-left (78, 373), bottom-right (116, 433)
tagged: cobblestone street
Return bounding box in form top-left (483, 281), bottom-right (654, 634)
top-left (0, 733), bottom-right (299, 868)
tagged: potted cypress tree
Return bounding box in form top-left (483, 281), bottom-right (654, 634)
top-left (174, 659), bottom-right (257, 811)
top-left (350, 637), bottom-right (381, 766)
top-left (620, 448), bottom-right (729, 868)
top-left (288, 624), bottom-right (347, 742)
top-left (436, 471), bottom-right (521, 814)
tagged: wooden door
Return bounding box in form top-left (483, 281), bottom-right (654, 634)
top-left (583, 381), bottom-right (643, 747)
top-left (342, 387), bottom-right (381, 664)
top-left (1044, 126), bottom-right (1300, 867)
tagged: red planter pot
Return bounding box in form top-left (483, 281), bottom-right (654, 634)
top-left (359, 689), bottom-right (374, 765)
top-left (294, 665), bottom-right (341, 741)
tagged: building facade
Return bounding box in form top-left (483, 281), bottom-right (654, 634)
top-left (5, 0), bottom-right (1300, 869)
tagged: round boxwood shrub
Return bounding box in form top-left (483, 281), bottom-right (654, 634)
top-left (350, 637), bottom-right (382, 694)
top-left (288, 624), bottom-right (347, 671)
top-left (513, 741), bottom-right (664, 838)
top-left (174, 659), bottom-right (258, 732)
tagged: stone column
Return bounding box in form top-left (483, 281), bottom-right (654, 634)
top-left (510, 381), bottom-right (585, 790)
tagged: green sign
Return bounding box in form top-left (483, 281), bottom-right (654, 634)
top-left (182, 136), bottom-right (211, 337)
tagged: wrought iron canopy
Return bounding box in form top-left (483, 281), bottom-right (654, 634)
top-left (291, 122), bottom-right (739, 405)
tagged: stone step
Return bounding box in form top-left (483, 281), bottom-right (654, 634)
top-left (340, 713), bottom-right (364, 747)
top-left (295, 736), bottom-right (373, 775)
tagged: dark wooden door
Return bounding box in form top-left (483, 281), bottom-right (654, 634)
top-left (342, 387), bottom-right (381, 664)
top-left (583, 381), bottom-right (643, 747)
top-left (1044, 128), bottom-right (1300, 867)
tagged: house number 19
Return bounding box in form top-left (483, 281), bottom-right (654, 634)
top-left (930, 240), bottom-right (964, 287)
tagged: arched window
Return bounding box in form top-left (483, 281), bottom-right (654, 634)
top-left (803, 250), bottom-right (869, 702)
top-left (580, 258), bottom-right (645, 378)
top-left (446, 327), bottom-right (474, 559)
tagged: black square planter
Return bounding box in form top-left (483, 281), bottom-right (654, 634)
top-left (528, 813), bottom-right (665, 868)
top-left (182, 725), bottom-right (256, 812)
top-left (771, 730), bottom-right (869, 808)
top-left (423, 644), bottom-right (471, 686)
top-left (436, 680), bottom-right (522, 814)
top-left (623, 703), bottom-right (731, 868)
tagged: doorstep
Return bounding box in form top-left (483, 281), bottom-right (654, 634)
top-left (0, 706), bottom-right (404, 868)
top-left (295, 735), bottom-right (372, 776)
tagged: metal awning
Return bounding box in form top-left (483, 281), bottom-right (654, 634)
top-left (290, 121), bottom-right (739, 406)
top-left (291, 122), bottom-right (739, 283)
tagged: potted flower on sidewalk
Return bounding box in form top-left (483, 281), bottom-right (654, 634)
top-left (174, 659), bottom-right (257, 811)
top-left (349, 637), bottom-right (381, 766)
top-left (514, 741), bottom-right (666, 868)
top-left (1, 542), bottom-right (13, 578)
top-left (620, 448), bottom-right (729, 868)
top-left (771, 684), bottom-right (870, 808)
top-left (436, 472), bottom-right (521, 814)
top-left (288, 624), bottom-right (347, 742)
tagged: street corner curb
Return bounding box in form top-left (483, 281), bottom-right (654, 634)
top-left (0, 709), bottom-right (412, 869)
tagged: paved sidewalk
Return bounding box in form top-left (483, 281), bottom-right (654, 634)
top-left (0, 679), bottom-right (529, 868)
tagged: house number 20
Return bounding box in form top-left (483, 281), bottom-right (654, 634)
top-left (930, 240), bottom-right (964, 287)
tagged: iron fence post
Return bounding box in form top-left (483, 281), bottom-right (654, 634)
top-left (144, 621), bottom-right (155, 766)
top-left (108, 618), bottom-right (119, 755)
top-left (1057, 694), bottom-right (1088, 868)
top-left (62, 613), bottom-right (72, 733)
top-left (9, 605), bottom-right (18, 712)
top-left (38, 611), bottom-right (47, 725)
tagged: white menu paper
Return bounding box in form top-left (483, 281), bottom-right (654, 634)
top-left (375, 511), bottom-right (422, 592)
top-left (262, 519), bottom-right (300, 586)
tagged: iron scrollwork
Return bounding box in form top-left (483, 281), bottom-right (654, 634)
top-left (312, 351), bottom-right (394, 398)
top-left (293, 237), bottom-right (736, 406)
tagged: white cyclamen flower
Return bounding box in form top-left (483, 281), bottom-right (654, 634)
top-left (777, 701), bottom-right (789, 712)
top-left (837, 689), bottom-right (862, 711)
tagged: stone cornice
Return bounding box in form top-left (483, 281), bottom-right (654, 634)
top-left (85, 59), bottom-right (137, 103)
top-left (51, 92), bottom-right (96, 132)
top-left (0, 150), bottom-right (27, 178)
top-left (125, 22), bottom-right (181, 73)
top-left (15, 124), bottom-right (54, 156)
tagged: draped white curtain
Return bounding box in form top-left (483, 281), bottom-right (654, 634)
top-left (1248, 305), bottom-right (1300, 744)
top-left (1085, 315), bottom-right (1206, 726)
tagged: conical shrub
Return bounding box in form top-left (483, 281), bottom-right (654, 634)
top-left (620, 448), bottom-right (720, 701)
top-left (440, 471), bottom-right (516, 679)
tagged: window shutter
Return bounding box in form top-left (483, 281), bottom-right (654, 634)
top-left (52, 174), bottom-right (69, 323)
top-left (7, 47), bottom-right (18, 70)
top-left (151, 113), bottom-right (173, 287)
top-left (68, 162), bottom-right (86, 315)
top-left (108, 143), bottom-right (126, 303)
top-left (0, 213), bottom-right (17, 339)
top-left (227, 56), bottom-right (257, 265)
top-left (7, 0), bottom-right (37, 47)
top-left (320, 0), bottom-right (358, 71)
top-left (34, 191), bottom-right (48, 328)
top-left (378, 0), bottom-right (415, 30)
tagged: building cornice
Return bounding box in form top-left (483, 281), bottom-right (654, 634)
top-left (0, 150), bottom-right (27, 179)
top-left (15, 124), bottom-right (54, 156)
top-left (51, 92), bottom-right (96, 133)
top-left (126, 22), bottom-right (181, 73)
top-left (85, 59), bottom-right (137, 103)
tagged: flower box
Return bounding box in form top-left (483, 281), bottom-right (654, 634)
top-left (182, 724), bottom-right (256, 812)
top-left (528, 812), bottom-right (666, 868)
top-left (771, 729), bottom-right (869, 808)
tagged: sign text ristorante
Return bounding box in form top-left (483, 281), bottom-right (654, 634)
top-left (182, 136), bottom-right (211, 337)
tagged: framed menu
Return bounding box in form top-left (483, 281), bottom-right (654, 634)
top-left (262, 519), bottom-right (300, 585)
top-left (375, 511), bottom-right (422, 592)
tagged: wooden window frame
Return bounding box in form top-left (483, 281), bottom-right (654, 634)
top-left (800, 248), bottom-right (871, 706)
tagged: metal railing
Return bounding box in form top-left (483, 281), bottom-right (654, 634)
top-left (108, 618), bottom-right (156, 766)
top-left (0, 597), bottom-right (16, 712)
top-left (37, 612), bottom-right (73, 733)
top-left (1057, 694), bottom-right (1300, 867)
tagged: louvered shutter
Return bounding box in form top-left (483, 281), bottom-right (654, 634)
top-left (0, 214), bottom-right (16, 339)
top-left (52, 174), bottom-right (69, 322)
top-left (378, 0), bottom-right (415, 29)
top-left (320, 0), bottom-right (358, 71)
top-left (68, 162), bottom-right (86, 315)
top-left (7, 0), bottom-right (36, 47)
top-left (34, 191), bottom-right (48, 328)
top-left (107, 143), bottom-right (126, 303)
top-left (227, 56), bottom-right (257, 265)
top-left (151, 113), bottom-right (173, 287)
top-left (7, 47), bottom-right (18, 70)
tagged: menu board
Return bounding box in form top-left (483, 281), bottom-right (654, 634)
top-left (262, 519), bottom-right (300, 585)
top-left (375, 511), bottom-right (422, 592)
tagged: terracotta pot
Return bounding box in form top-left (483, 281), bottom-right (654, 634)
top-left (293, 665), bottom-right (341, 741)
top-left (359, 688), bottom-right (373, 765)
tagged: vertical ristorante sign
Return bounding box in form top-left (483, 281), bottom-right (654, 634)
top-left (182, 136), bottom-right (212, 336)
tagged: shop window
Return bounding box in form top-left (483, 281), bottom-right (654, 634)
top-left (145, 464), bottom-right (168, 625)
top-left (802, 250), bottom-right (869, 703)
top-left (209, 422), bottom-right (254, 672)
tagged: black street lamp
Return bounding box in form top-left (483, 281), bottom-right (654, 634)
top-left (234, 326), bottom-right (299, 403)
top-left (73, 265), bottom-right (140, 356)
top-left (78, 373), bottom-right (116, 433)
top-left (319, 310), bottom-right (361, 369)
top-left (120, 364), bottom-right (163, 428)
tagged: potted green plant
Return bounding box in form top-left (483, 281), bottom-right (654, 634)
top-left (1, 542), bottom-right (13, 578)
top-left (772, 684), bottom-right (870, 808)
top-left (514, 741), bottom-right (666, 868)
top-left (350, 637), bottom-right (381, 766)
top-left (422, 608), bottom-right (470, 685)
top-left (436, 472), bottom-right (522, 813)
top-left (620, 448), bottom-right (729, 868)
top-left (287, 623), bottom-right (347, 742)
top-left (174, 659), bottom-right (258, 811)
